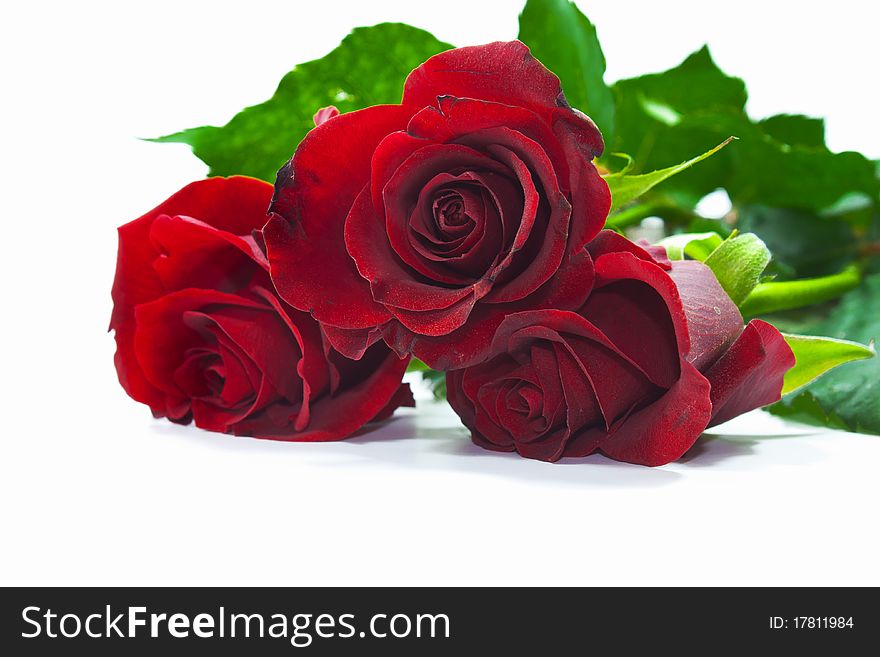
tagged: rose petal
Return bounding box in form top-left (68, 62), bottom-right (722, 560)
top-left (111, 177), bottom-right (272, 411)
top-left (188, 304), bottom-right (304, 404)
top-left (403, 41), bottom-right (580, 140)
top-left (666, 260), bottom-right (744, 371)
top-left (598, 360), bottom-right (713, 466)
top-left (705, 319), bottom-right (795, 427)
top-left (480, 134), bottom-right (570, 303)
top-left (313, 105), bottom-right (340, 126)
top-left (397, 172), bottom-right (507, 283)
top-left (463, 355), bottom-right (525, 450)
top-left (393, 249), bottom-right (595, 369)
top-left (370, 383), bottom-right (416, 423)
top-left (132, 289), bottom-right (267, 418)
top-left (587, 229), bottom-right (671, 270)
top-left (580, 278), bottom-right (681, 388)
top-left (265, 105), bottom-right (414, 329)
top-left (320, 324), bottom-right (384, 361)
top-left (406, 96), bottom-right (571, 183)
top-left (239, 345), bottom-right (411, 442)
top-left (590, 251), bottom-right (691, 374)
top-left (344, 186), bottom-right (476, 316)
top-left (498, 311), bottom-right (658, 430)
top-left (150, 215), bottom-right (270, 292)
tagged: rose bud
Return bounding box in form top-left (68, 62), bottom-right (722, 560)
top-left (446, 231), bottom-right (796, 466)
top-left (110, 176), bottom-right (413, 440)
top-left (265, 41), bottom-right (611, 370)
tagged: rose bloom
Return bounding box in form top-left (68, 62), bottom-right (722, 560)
top-left (264, 41), bottom-right (610, 370)
top-left (446, 232), bottom-right (796, 466)
top-left (110, 177), bottom-right (413, 440)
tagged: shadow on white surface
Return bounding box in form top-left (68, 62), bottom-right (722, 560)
top-left (150, 409), bottom-right (686, 487)
top-left (143, 402), bottom-right (830, 488)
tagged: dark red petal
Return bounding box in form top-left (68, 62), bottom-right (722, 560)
top-left (404, 41), bottom-right (569, 130)
top-left (599, 360), bottom-right (713, 466)
top-left (191, 304), bottom-right (303, 404)
top-left (551, 106), bottom-right (605, 161)
top-left (564, 335), bottom-right (658, 430)
top-left (252, 287), bottom-right (332, 404)
top-left (111, 177), bottom-right (272, 411)
top-left (388, 294), bottom-right (478, 337)
top-left (186, 320), bottom-right (260, 405)
top-left (183, 319), bottom-right (269, 433)
top-left (381, 148), bottom-right (511, 284)
top-left (636, 241), bottom-right (673, 269)
top-left (481, 136), bottom-right (570, 303)
top-left (320, 324), bottom-right (385, 361)
top-left (370, 130), bottom-right (431, 213)
top-left (150, 215), bottom-right (269, 293)
top-left (406, 96), bottom-right (569, 174)
top-left (450, 368), bottom-right (518, 455)
top-left (476, 380), bottom-right (520, 448)
top-left (407, 175), bottom-right (506, 281)
top-left (462, 355), bottom-right (523, 450)
top-left (591, 251), bottom-right (691, 358)
top-left (491, 345), bottom-right (575, 462)
top-left (404, 41), bottom-right (606, 162)
top-left (370, 382), bottom-right (416, 423)
top-left (111, 216), bottom-right (166, 412)
top-left (553, 342), bottom-right (602, 435)
top-left (666, 260), bottom-right (744, 371)
top-left (264, 105), bottom-right (414, 329)
top-left (243, 346), bottom-right (411, 442)
top-left (344, 186), bottom-right (474, 314)
top-left (580, 278), bottom-right (681, 388)
top-left (586, 229), bottom-right (671, 270)
top-left (516, 428), bottom-right (571, 462)
top-left (524, 343), bottom-right (566, 435)
top-left (407, 96), bottom-right (608, 249)
top-left (562, 424), bottom-right (605, 459)
top-left (559, 145), bottom-right (610, 252)
top-left (142, 176), bottom-right (274, 236)
top-left (705, 319), bottom-right (796, 427)
top-left (499, 311), bottom-right (658, 430)
top-left (446, 369), bottom-right (473, 427)
top-left (191, 380), bottom-right (277, 435)
top-left (132, 290), bottom-right (267, 418)
top-left (395, 249), bottom-right (595, 369)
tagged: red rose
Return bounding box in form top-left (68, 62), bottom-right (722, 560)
top-left (264, 41), bottom-right (610, 370)
top-left (110, 176), bottom-right (413, 440)
top-left (446, 231), bottom-right (796, 466)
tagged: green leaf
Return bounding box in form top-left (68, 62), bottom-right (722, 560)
top-left (739, 265), bottom-right (861, 316)
top-left (780, 334), bottom-right (874, 395)
top-left (406, 358), bottom-right (447, 399)
top-left (604, 138), bottom-right (734, 212)
top-left (406, 358), bottom-right (430, 373)
top-left (518, 0), bottom-right (615, 140)
top-left (726, 127), bottom-right (879, 211)
top-left (770, 273), bottom-right (880, 434)
top-left (603, 152), bottom-right (634, 176)
top-left (638, 95), bottom-right (682, 127)
top-left (736, 205), bottom-right (858, 279)
top-left (757, 114), bottom-right (826, 149)
top-left (768, 391), bottom-right (850, 431)
top-left (151, 24), bottom-right (452, 182)
top-left (702, 231), bottom-right (771, 305)
top-left (655, 231), bottom-right (723, 260)
top-left (419, 368), bottom-right (447, 401)
top-left (611, 47), bottom-right (879, 211)
top-left (611, 47), bottom-right (747, 199)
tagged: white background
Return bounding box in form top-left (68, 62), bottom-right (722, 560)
top-left (2, 0), bottom-right (879, 586)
